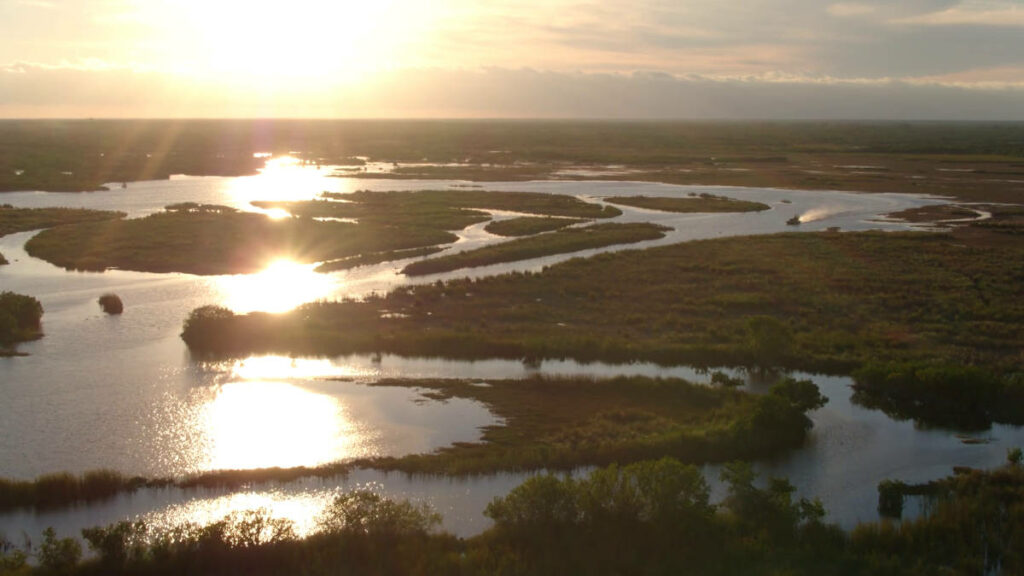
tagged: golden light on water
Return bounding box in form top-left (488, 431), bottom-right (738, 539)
top-left (198, 381), bottom-right (372, 471)
top-left (215, 259), bottom-right (336, 313)
top-left (228, 155), bottom-right (327, 206)
top-left (231, 356), bottom-right (374, 381)
top-left (141, 490), bottom-right (338, 538)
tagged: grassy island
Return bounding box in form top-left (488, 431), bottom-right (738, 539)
top-left (314, 246), bottom-right (447, 273)
top-left (483, 216), bottom-right (583, 237)
top-left (254, 189), bottom-right (621, 228)
top-left (604, 194), bottom-right (770, 213)
top-left (402, 222), bottom-right (670, 276)
top-left (0, 291), bottom-right (43, 354)
top-left (23, 205), bottom-right (457, 275)
top-left (0, 205), bottom-right (126, 236)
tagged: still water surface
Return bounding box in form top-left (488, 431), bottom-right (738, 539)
top-left (2, 160), bottom-right (1016, 540)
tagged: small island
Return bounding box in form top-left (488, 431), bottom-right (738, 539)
top-left (604, 194), bottom-right (770, 214)
top-left (0, 291), bottom-right (43, 355)
top-left (98, 294), bottom-right (124, 315)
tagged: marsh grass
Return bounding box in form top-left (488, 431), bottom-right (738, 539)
top-left (314, 246), bottom-right (446, 273)
top-left (255, 189), bottom-right (621, 231)
top-left (0, 205), bottom-right (125, 236)
top-left (483, 216), bottom-right (584, 237)
top-left (401, 222), bottom-right (669, 276)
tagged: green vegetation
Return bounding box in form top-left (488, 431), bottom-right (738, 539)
top-left (0, 470), bottom-right (146, 512)
top-left (0, 291), bottom-right (43, 353)
top-left (852, 361), bottom-right (1024, 428)
top-left (0, 205), bottom-right (125, 236)
top-left (604, 193), bottom-right (770, 213)
top-left (23, 205), bottom-right (456, 275)
top-left (853, 459), bottom-right (1024, 575)
top-left (256, 189), bottom-right (621, 227)
top-left (402, 223), bottom-right (669, 276)
top-left (314, 246), bottom-right (446, 273)
top-left (15, 459), bottom-right (1023, 575)
top-left (483, 216), bottom-right (583, 237)
top-left (97, 294), bottom-right (124, 315)
top-left (182, 220), bottom-right (1023, 425)
top-left (365, 375), bottom-right (823, 474)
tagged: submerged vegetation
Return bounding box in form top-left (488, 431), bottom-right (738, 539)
top-left (401, 222), bottom-right (670, 276)
top-left (604, 193), bottom-right (770, 213)
top-left (5, 458), bottom-right (1021, 575)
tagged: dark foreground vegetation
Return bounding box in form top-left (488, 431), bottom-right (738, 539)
top-left (3, 457), bottom-right (1021, 576)
top-left (2, 120), bottom-right (1021, 202)
top-left (0, 292), bottom-right (43, 354)
top-left (401, 223), bottom-right (669, 276)
top-left (604, 193), bottom-right (770, 213)
top-left (0, 374), bottom-right (825, 510)
top-left (183, 215), bottom-right (1023, 426)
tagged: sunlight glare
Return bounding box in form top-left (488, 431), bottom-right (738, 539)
top-left (232, 355), bottom-right (375, 381)
top-left (198, 381), bottom-right (372, 471)
top-left (141, 490), bottom-right (337, 538)
top-left (216, 259), bottom-right (335, 313)
top-left (165, 0), bottom-right (441, 82)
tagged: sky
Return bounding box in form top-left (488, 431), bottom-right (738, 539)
top-left (1, 0), bottom-right (1022, 119)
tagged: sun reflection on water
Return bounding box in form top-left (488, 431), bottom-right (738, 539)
top-left (231, 355), bottom-right (375, 381)
top-left (227, 155), bottom-right (328, 206)
top-left (198, 381), bottom-right (374, 472)
top-left (140, 489), bottom-right (339, 538)
top-left (214, 259), bottom-right (336, 314)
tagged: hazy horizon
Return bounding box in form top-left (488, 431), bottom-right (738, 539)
top-left (2, 0), bottom-right (1023, 120)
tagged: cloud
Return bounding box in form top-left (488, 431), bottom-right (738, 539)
top-left (827, 3), bottom-right (878, 17)
top-left (889, 1), bottom-right (1024, 26)
top-left (1, 63), bottom-right (1022, 120)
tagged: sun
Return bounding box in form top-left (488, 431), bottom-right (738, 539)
top-left (164, 0), bottom-right (437, 82)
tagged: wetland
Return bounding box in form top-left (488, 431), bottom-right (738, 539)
top-left (0, 120), bottom-right (1022, 574)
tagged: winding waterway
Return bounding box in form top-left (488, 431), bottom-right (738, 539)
top-left (2, 160), bottom-right (1018, 542)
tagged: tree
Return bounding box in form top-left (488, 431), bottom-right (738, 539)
top-left (37, 527), bottom-right (81, 574)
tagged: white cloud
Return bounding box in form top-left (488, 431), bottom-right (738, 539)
top-left (890, 1), bottom-right (1024, 26)
top-left (2, 63), bottom-right (1022, 120)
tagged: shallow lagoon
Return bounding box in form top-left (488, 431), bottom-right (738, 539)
top-left (3, 161), bottom-right (1017, 541)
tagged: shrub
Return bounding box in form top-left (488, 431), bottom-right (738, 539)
top-left (98, 293), bottom-right (124, 314)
